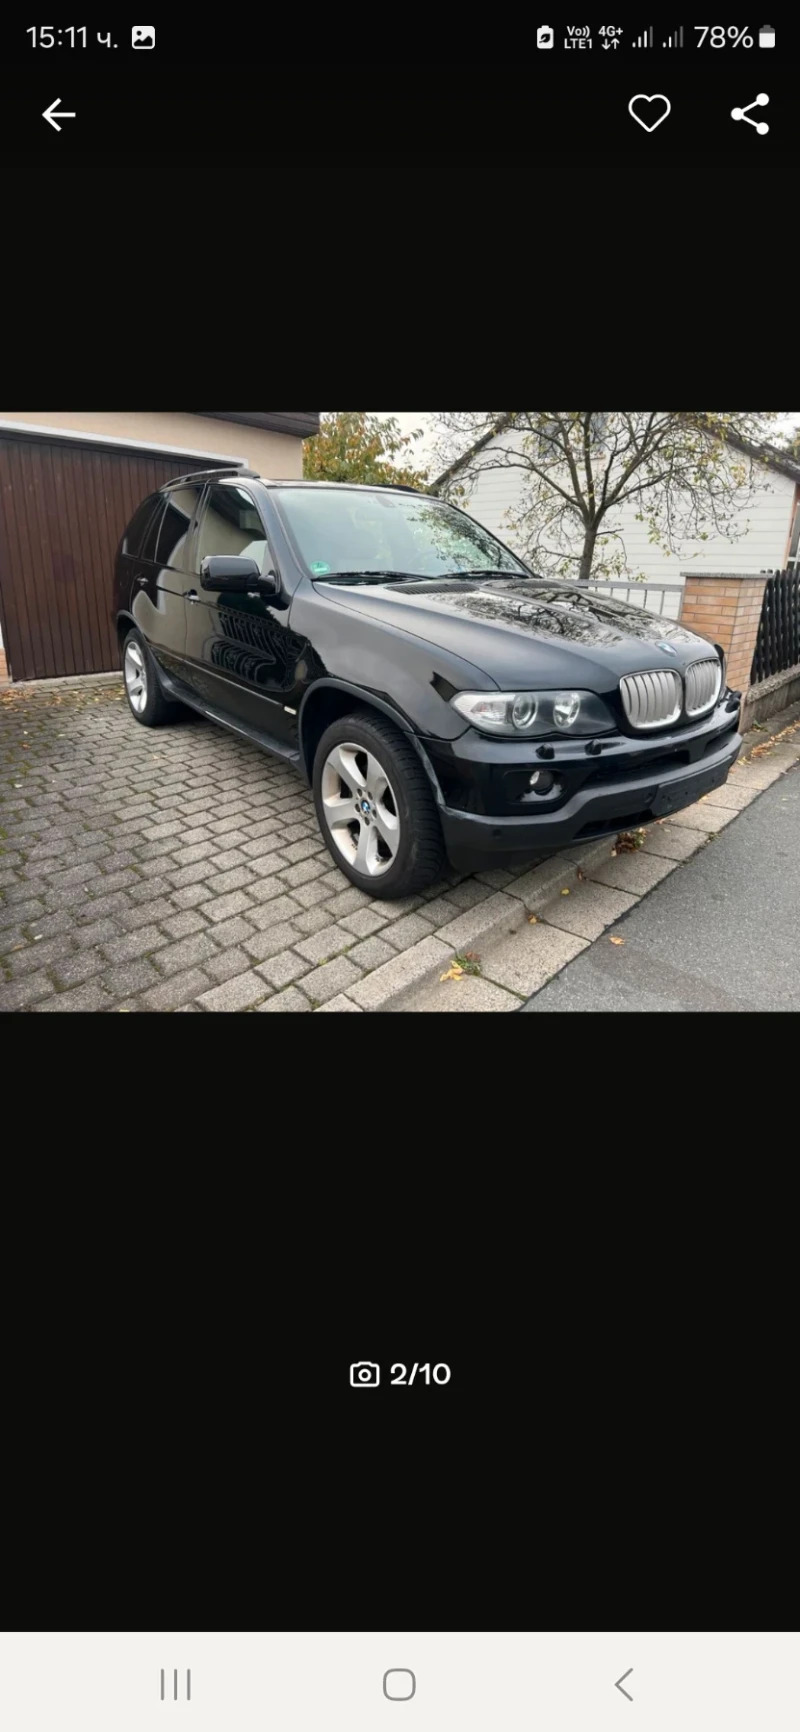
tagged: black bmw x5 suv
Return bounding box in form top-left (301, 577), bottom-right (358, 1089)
top-left (113, 469), bottom-right (742, 899)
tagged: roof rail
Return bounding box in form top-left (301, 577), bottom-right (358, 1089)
top-left (372, 481), bottom-right (426, 495)
top-left (162, 465), bottom-right (260, 490)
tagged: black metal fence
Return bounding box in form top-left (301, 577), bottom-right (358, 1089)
top-left (751, 569), bottom-right (800, 685)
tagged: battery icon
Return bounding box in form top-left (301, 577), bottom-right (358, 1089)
top-left (537, 25), bottom-right (554, 48)
top-left (759, 24), bottom-right (775, 47)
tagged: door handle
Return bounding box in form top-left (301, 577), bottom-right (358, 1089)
top-left (186, 590), bottom-right (199, 604)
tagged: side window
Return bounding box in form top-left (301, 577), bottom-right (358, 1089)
top-left (194, 484), bottom-right (269, 574)
top-left (156, 485), bottom-right (204, 572)
top-left (140, 499), bottom-right (166, 563)
top-left (122, 495), bottom-right (160, 558)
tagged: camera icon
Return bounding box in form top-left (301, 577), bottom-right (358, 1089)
top-left (132, 25), bottom-right (155, 48)
top-left (350, 1361), bottom-right (380, 1388)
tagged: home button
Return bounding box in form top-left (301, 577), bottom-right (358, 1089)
top-left (383, 1669), bottom-right (416, 1701)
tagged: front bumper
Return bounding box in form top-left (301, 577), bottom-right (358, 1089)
top-left (425, 701), bottom-right (742, 872)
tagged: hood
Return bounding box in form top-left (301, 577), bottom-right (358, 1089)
top-left (316, 577), bottom-right (716, 693)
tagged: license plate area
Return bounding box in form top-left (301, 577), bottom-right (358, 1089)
top-left (651, 758), bottom-right (729, 817)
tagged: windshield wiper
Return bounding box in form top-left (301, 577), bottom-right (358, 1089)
top-left (457, 578), bottom-right (529, 592)
top-left (318, 568), bottom-right (530, 587)
top-left (318, 570), bottom-right (430, 585)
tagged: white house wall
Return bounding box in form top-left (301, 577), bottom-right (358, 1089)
top-left (460, 430), bottom-right (795, 622)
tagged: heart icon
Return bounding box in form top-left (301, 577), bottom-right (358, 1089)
top-left (628, 93), bottom-right (671, 132)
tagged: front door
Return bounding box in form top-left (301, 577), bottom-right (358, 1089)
top-left (182, 481), bottom-right (301, 744)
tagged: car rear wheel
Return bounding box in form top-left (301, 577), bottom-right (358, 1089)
top-left (122, 629), bottom-right (178, 727)
top-left (313, 710), bottom-right (445, 900)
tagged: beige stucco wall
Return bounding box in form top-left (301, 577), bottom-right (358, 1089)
top-left (0, 412), bottom-right (304, 478)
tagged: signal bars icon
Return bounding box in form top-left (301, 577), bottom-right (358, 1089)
top-left (662, 26), bottom-right (684, 47)
top-left (632, 27), bottom-right (654, 48)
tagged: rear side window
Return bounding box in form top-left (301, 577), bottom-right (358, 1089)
top-left (141, 500), bottom-right (166, 563)
top-left (122, 495), bottom-right (160, 558)
top-left (156, 485), bottom-right (204, 571)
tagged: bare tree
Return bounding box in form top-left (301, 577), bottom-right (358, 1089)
top-left (432, 412), bottom-right (786, 582)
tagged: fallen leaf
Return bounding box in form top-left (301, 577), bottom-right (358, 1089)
top-left (528, 914), bottom-right (539, 924)
top-left (616, 829), bottom-right (645, 853)
top-left (611, 849), bottom-right (617, 857)
top-left (463, 951), bottom-right (480, 963)
top-left (561, 888), bottom-right (570, 896)
top-left (576, 867), bottom-right (587, 882)
top-left (609, 936), bottom-right (625, 946)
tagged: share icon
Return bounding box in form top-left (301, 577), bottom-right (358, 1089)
top-left (731, 92), bottom-right (770, 135)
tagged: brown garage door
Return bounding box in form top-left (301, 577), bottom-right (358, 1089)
top-left (0, 433), bottom-right (206, 681)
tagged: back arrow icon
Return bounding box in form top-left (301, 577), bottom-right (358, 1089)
top-left (43, 99), bottom-right (76, 131)
top-left (615, 1669), bottom-right (634, 1702)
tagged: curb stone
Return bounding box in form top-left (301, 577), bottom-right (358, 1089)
top-left (339, 837), bottom-right (617, 1012)
top-left (0, 671), bottom-right (123, 694)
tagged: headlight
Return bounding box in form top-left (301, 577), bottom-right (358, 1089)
top-left (451, 690), bottom-right (616, 738)
top-left (554, 692), bottom-right (582, 729)
top-left (512, 694), bottom-right (537, 728)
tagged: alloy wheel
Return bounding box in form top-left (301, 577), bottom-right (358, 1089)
top-left (124, 641), bottom-right (148, 714)
top-left (320, 742), bottom-right (400, 877)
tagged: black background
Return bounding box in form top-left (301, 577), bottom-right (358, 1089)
top-left (5, 1120), bottom-right (793, 1637)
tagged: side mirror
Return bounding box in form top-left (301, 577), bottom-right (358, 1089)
top-left (200, 556), bottom-right (279, 596)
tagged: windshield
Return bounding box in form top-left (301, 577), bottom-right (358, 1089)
top-left (272, 487), bottom-right (529, 582)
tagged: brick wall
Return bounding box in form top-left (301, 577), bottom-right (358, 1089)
top-left (0, 645), bottom-right (8, 681)
top-left (680, 571), bottom-right (769, 694)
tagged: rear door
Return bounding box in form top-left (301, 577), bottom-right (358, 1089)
top-left (120, 491), bottom-right (162, 621)
top-left (182, 480), bottom-right (300, 743)
top-left (134, 483), bottom-right (204, 681)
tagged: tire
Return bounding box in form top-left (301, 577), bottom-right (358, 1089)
top-left (122, 628), bottom-right (179, 727)
top-left (313, 710), bottom-right (445, 900)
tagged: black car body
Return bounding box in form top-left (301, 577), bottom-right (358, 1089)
top-left (113, 472), bottom-right (742, 898)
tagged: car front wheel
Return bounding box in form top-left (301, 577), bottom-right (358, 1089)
top-left (313, 710), bottom-right (445, 900)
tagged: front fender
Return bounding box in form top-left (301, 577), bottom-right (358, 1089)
top-left (297, 678), bottom-right (446, 807)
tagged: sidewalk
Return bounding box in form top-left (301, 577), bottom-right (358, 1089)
top-left (523, 760), bottom-right (800, 1011)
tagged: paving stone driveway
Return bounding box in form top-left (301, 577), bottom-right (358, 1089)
top-left (0, 677), bottom-right (522, 1013)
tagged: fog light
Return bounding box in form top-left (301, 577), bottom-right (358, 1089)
top-left (529, 771), bottom-right (555, 795)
